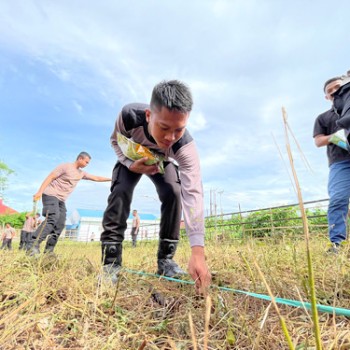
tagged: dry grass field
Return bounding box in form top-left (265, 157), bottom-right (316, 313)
top-left (1, 236), bottom-right (350, 349)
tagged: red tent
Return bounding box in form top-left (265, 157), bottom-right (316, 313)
top-left (0, 199), bottom-right (18, 215)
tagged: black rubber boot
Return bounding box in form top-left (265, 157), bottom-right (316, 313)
top-left (157, 239), bottom-right (186, 278)
top-left (44, 245), bottom-right (55, 253)
top-left (101, 242), bottom-right (123, 284)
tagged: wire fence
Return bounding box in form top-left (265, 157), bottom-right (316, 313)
top-left (63, 198), bottom-right (338, 243)
top-left (126, 198), bottom-right (335, 243)
top-left (202, 198), bottom-right (333, 241)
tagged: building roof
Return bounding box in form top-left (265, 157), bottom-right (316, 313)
top-left (76, 209), bottom-right (158, 220)
top-left (76, 209), bottom-right (104, 218)
top-left (132, 213), bottom-right (158, 220)
top-left (66, 224), bottom-right (79, 230)
top-left (0, 199), bottom-right (18, 215)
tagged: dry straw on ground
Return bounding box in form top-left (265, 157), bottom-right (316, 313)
top-left (1, 237), bottom-right (350, 349)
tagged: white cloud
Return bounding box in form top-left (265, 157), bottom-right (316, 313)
top-left (1, 0), bottom-right (349, 215)
top-left (259, 96), bottom-right (294, 124)
top-left (73, 100), bottom-right (83, 114)
top-left (188, 111), bottom-right (207, 132)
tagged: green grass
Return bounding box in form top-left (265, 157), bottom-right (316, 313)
top-left (1, 235), bottom-right (350, 349)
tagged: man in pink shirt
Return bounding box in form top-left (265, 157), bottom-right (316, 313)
top-left (19, 213), bottom-right (35, 250)
top-left (27, 152), bottom-right (111, 256)
top-left (1, 223), bottom-right (16, 250)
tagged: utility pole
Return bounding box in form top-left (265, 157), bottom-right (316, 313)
top-left (209, 189), bottom-right (211, 216)
top-left (210, 188), bottom-right (217, 217)
top-left (218, 190), bottom-right (224, 216)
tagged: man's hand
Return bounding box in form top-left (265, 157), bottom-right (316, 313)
top-left (129, 157), bottom-right (160, 175)
top-left (33, 192), bottom-right (42, 202)
top-left (188, 246), bottom-right (211, 295)
top-left (314, 134), bottom-right (331, 148)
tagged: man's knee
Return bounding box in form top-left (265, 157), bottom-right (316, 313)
top-left (329, 194), bottom-right (350, 208)
top-left (160, 185), bottom-right (181, 203)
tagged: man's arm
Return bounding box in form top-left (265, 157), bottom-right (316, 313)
top-left (31, 217), bottom-right (36, 230)
top-left (110, 112), bottom-right (134, 168)
top-left (33, 171), bottom-right (58, 201)
top-left (314, 134), bottom-right (331, 148)
top-left (172, 141), bottom-right (211, 293)
top-left (83, 174), bottom-right (111, 182)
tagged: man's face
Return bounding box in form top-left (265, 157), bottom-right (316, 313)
top-left (145, 107), bottom-right (189, 150)
top-left (77, 156), bottom-right (90, 168)
top-left (325, 80), bottom-right (342, 101)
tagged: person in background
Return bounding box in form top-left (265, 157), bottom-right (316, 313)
top-left (19, 213), bottom-right (35, 250)
top-left (1, 223), bottom-right (16, 250)
top-left (313, 76), bottom-right (350, 253)
top-left (27, 151), bottom-right (111, 256)
top-left (33, 213), bottom-right (42, 229)
top-left (130, 209), bottom-right (140, 247)
top-left (100, 80), bottom-right (211, 294)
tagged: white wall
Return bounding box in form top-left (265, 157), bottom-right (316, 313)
top-left (76, 217), bottom-right (160, 242)
top-left (77, 217), bottom-right (103, 242)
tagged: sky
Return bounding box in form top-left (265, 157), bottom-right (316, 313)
top-left (0, 0), bottom-right (350, 220)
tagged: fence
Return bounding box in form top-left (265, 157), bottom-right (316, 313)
top-left (203, 198), bottom-right (334, 241)
top-left (64, 221), bottom-right (161, 242)
top-left (63, 199), bottom-right (339, 243)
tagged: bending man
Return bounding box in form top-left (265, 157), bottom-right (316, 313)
top-left (101, 80), bottom-right (211, 293)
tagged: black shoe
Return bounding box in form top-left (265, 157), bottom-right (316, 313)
top-left (44, 246), bottom-right (55, 254)
top-left (27, 246), bottom-right (40, 257)
top-left (326, 243), bottom-right (341, 255)
top-left (157, 258), bottom-right (186, 278)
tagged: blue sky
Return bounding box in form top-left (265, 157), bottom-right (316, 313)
top-left (1, 0), bottom-right (349, 218)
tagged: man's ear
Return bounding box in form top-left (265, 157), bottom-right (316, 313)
top-left (145, 109), bottom-right (151, 122)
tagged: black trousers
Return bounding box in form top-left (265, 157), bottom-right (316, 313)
top-left (19, 230), bottom-right (31, 249)
top-left (101, 162), bottom-right (182, 243)
top-left (32, 194), bottom-right (66, 249)
top-left (131, 227), bottom-right (139, 246)
top-left (1, 238), bottom-right (12, 250)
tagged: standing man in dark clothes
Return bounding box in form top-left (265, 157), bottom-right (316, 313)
top-left (313, 76), bottom-right (350, 253)
top-left (19, 213), bottom-right (35, 250)
top-left (1, 223), bottom-right (16, 250)
top-left (130, 209), bottom-right (140, 247)
top-left (101, 80), bottom-right (211, 294)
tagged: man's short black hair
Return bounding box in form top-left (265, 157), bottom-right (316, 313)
top-left (324, 77), bottom-right (342, 93)
top-left (150, 80), bottom-right (193, 113)
top-left (77, 151), bottom-right (91, 160)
